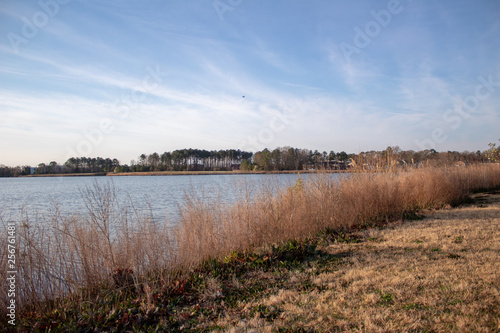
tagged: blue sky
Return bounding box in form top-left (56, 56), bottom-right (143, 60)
top-left (1, 0), bottom-right (499, 166)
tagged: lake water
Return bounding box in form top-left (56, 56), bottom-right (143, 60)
top-left (0, 174), bottom-right (323, 225)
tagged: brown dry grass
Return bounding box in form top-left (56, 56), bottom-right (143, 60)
top-left (221, 191), bottom-right (500, 332)
top-left (174, 164), bottom-right (500, 269)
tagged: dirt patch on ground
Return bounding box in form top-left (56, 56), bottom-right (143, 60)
top-left (469, 190), bottom-right (500, 207)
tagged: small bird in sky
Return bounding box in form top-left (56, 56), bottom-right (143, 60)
top-left (242, 95), bottom-right (245, 98)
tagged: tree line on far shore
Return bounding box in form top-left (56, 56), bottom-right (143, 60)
top-left (1, 143), bottom-right (499, 177)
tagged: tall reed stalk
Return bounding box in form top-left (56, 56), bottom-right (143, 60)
top-left (1, 164), bottom-right (499, 315)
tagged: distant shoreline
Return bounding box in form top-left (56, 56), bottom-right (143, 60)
top-left (108, 170), bottom-right (350, 176)
top-left (21, 172), bottom-right (108, 177)
top-left (19, 170), bottom-right (350, 178)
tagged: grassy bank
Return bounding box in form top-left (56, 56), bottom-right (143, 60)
top-left (1, 164), bottom-right (500, 331)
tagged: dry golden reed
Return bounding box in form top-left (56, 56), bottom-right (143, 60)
top-left (175, 164), bottom-right (500, 267)
top-left (0, 164), bottom-right (499, 315)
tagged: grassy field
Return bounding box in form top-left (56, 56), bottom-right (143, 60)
top-left (215, 190), bottom-right (500, 332)
top-left (2, 164), bottom-right (500, 331)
